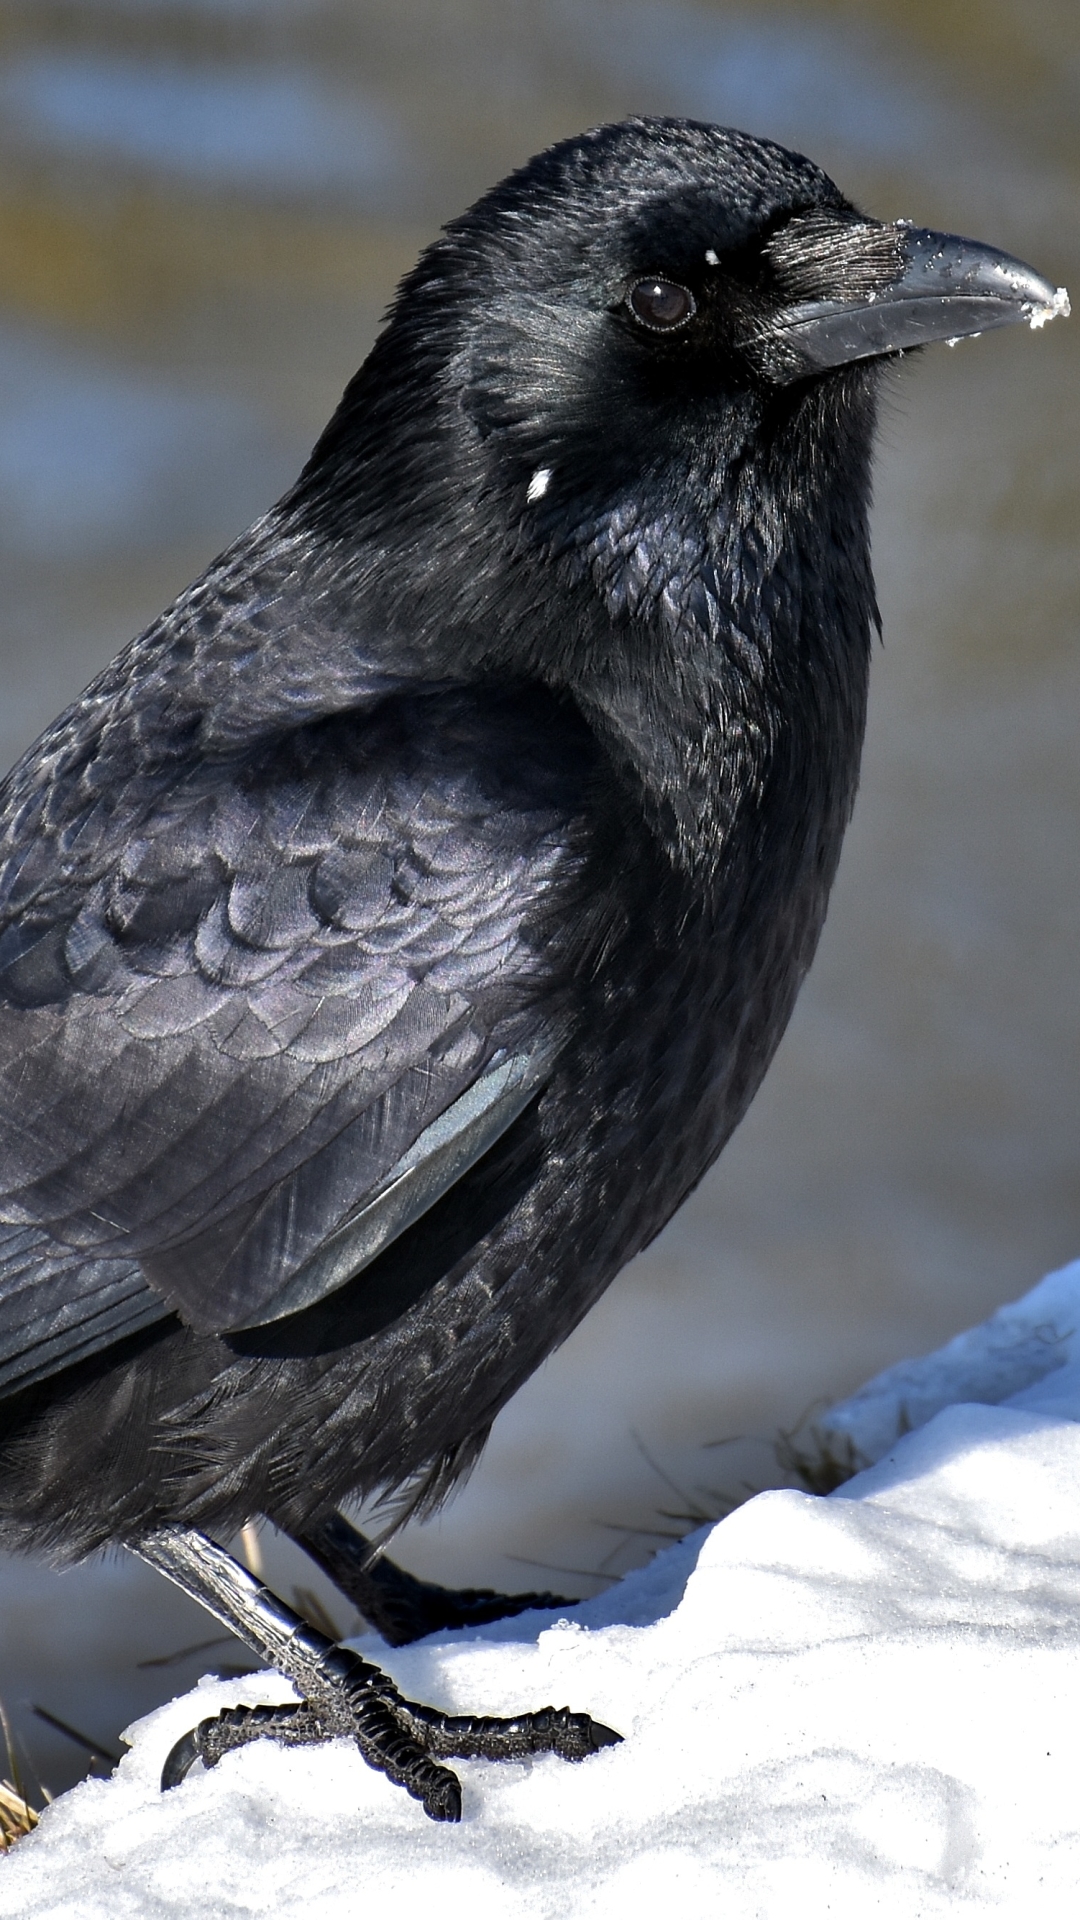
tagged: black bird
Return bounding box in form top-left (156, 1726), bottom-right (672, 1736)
top-left (0, 119), bottom-right (1065, 1821)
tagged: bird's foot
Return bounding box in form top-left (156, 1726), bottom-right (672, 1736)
top-left (295, 1509), bottom-right (573, 1646)
top-left (161, 1647), bottom-right (620, 1822)
top-left (141, 1529), bottom-right (617, 1821)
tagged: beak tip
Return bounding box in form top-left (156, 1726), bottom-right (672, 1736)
top-left (1026, 285), bottom-right (1071, 330)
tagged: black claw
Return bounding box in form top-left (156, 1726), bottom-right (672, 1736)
top-left (161, 1728), bottom-right (202, 1790)
top-left (588, 1720), bottom-right (622, 1751)
top-left (535, 1707), bottom-right (623, 1761)
top-left (423, 1772), bottom-right (463, 1822)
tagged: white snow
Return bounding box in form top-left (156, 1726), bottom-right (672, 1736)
top-left (9, 1259), bottom-right (1080, 1917)
top-left (818, 1253), bottom-right (1080, 1467)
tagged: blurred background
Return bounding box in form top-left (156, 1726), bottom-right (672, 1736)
top-left (0, 0), bottom-right (1077, 1799)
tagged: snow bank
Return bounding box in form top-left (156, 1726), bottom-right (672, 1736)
top-left (8, 1261), bottom-right (1080, 1918)
top-left (819, 1253), bottom-right (1080, 1465)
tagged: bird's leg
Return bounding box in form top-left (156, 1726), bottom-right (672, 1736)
top-left (135, 1527), bottom-right (618, 1823)
top-left (291, 1508), bottom-right (574, 1646)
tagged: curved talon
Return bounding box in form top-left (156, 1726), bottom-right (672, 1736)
top-left (423, 1771), bottom-right (463, 1823)
top-left (523, 1706), bottom-right (622, 1760)
top-left (587, 1718), bottom-right (622, 1752)
top-left (162, 1701), bottom-right (320, 1793)
top-left (161, 1727), bottom-right (203, 1791)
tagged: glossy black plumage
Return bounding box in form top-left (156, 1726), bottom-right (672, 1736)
top-left (0, 118), bottom-right (1052, 1583)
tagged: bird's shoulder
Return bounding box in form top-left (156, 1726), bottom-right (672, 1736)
top-left (0, 678), bottom-right (596, 990)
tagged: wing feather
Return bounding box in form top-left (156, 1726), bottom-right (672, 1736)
top-left (0, 686), bottom-right (590, 1347)
top-left (0, 1225), bottom-right (168, 1398)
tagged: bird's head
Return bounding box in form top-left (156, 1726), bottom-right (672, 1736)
top-left (294, 116), bottom-right (1066, 693)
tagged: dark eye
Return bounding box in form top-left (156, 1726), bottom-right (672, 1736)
top-left (627, 278), bottom-right (696, 332)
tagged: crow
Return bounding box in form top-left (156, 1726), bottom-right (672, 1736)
top-left (0, 118), bottom-right (1066, 1822)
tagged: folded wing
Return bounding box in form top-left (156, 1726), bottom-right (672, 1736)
top-left (0, 685), bottom-right (591, 1370)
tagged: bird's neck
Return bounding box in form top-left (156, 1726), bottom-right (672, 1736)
top-left (533, 416), bottom-right (878, 893)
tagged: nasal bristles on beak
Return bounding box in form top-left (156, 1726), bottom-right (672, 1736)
top-left (764, 208), bottom-right (903, 304)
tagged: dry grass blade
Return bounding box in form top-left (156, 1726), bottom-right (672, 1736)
top-left (239, 1520), bottom-right (264, 1579)
top-left (0, 1698), bottom-right (46, 1852)
top-left (137, 1633), bottom-right (236, 1670)
top-left (0, 1778), bottom-right (38, 1850)
top-left (30, 1706), bottom-right (120, 1769)
top-left (774, 1413), bottom-right (867, 1495)
top-left (291, 1585), bottom-right (342, 1642)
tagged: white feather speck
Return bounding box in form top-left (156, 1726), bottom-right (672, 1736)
top-left (704, 249), bottom-right (720, 267)
top-left (526, 466), bottom-right (552, 502)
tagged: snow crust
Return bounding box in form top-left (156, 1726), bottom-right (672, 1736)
top-left (9, 1260), bottom-right (1080, 1917)
top-left (819, 1253), bottom-right (1080, 1465)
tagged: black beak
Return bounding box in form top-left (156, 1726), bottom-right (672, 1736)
top-left (766, 225), bottom-right (1069, 382)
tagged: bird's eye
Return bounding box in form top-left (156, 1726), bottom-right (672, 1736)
top-left (627, 278), bottom-right (696, 332)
